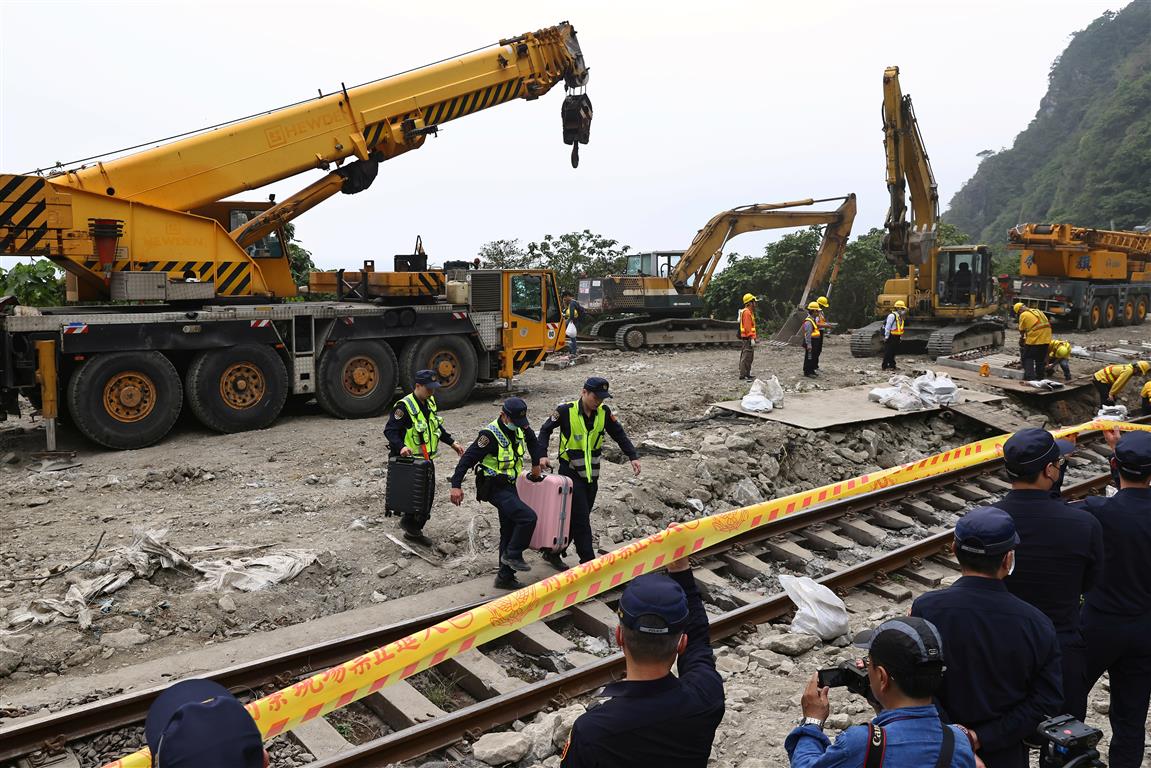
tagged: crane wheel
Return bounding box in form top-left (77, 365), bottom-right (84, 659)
top-left (1134, 296), bottom-right (1148, 325)
top-left (1102, 298), bottom-right (1117, 328)
top-left (399, 335), bottom-right (478, 409)
top-left (317, 340), bottom-right (398, 419)
top-left (186, 345), bottom-right (288, 433)
top-left (1086, 301), bottom-right (1102, 331)
top-left (1119, 298), bottom-right (1135, 326)
top-left (67, 351), bottom-right (182, 449)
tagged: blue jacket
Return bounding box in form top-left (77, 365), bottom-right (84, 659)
top-left (561, 568), bottom-right (724, 767)
top-left (1083, 488), bottom-right (1151, 617)
top-left (785, 705), bottom-right (975, 767)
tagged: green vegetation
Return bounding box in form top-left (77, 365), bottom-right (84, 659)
top-left (282, 222), bottom-right (317, 286)
top-left (945, 2), bottom-right (1151, 244)
top-left (478, 230), bottom-right (631, 296)
top-left (0, 260), bottom-right (65, 306)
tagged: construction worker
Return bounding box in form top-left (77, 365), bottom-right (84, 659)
top-left (537, 377), bottom-right (641, 569)
top-left (738, 293), bottom-right (757, 381)
top-left (1045, 339), bottom-right (1073, 381)
top-left (802, 302), bottom-right (822, 378)
top-left (1013, 302), bottom-right (1052, 380)
top-left (882, 300), bottom-right (907, 371)
top-left (813, 296), bottom-right (830, 372)
top-left (1142, 379), bottom-right (1151, 416)
top-left (1093, 361), bottom-right (1151, 407)
top-left (449, 397), bottom-right (545, 590)
top-left (562, 290), bottom-right (585, 356)
top-left (383, 369), bottom-right (466, 544)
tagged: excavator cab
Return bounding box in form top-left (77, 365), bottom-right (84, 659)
top-left (935, 246), bottom-right (994, 311)
top-left (624, 251), bottom-right (684, 279)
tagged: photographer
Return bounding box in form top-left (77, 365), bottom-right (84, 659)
top-left (785, 617), bottom-right (975, 768)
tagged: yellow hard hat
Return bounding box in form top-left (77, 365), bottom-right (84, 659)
top-left (1052, 341), bottom-right (1070, 359)
top-left (1013, 302), bottom-right (1025, 314)
top-left (893, 300), bottom-right (907, 309)
top-left (817, 296), bottom-right (830, 308)
top-left (807, 301), bottom-right (821, 311)
top-left (742, 293), bottom-right (757, 304)
top-left (1138, 361), bottom-right (1151, 375)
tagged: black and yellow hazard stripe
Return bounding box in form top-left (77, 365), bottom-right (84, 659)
top-left (512, 348), bottom-right (545, 374)
top-left (360, 78), bottom-right (524, 151)
top-left (415, 271), bottom-right (444, 297)
top-left (78, 258), bottom-right (251, 296)
top-left (0, 174), bottom-right (50, 254)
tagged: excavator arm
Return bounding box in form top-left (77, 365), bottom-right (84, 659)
top-left (881, 65), bottom-right (938, 267)
top-left (672, 195), bottom-right (857, 295)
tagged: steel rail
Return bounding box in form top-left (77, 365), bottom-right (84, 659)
top-left (0, 427), bottom-right (1125, 763)
top-left (311, 471), bottom-right (1116, 767)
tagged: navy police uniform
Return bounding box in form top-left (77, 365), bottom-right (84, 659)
top-left (449, 397), bottom-right (544, 588)
top-left (911, 507), bottom-right (1062, 768)
top-left (561, 568), bottom-right (724, 767)
top-left (537, 377), bottom-right (639, 565)
top-left (1081, 431), bottom-right (1151, 767)
top-left (994, 428), bottom-right (1103, 721)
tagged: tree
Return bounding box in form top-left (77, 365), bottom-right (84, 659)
top-left (526, 231), bottom-right (630, 295)
top-left (478, 239), bottom-right (530, 270)
top-left (282, 223), bottom-right (316, 286)
top-left (0, 260), bottom-right (65, 306)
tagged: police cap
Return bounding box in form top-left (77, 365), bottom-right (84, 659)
top-left (583, 376), bottom-right (612, 399)
top-left (145, 679), bottom-right (264, 768)
top-left (1002, 428), bottom-right (1074, 479)
top-left (501, 397), bottom-right (530, 428)
top-left (618, 573), bottom-right (689, 635)
top-left (1115, 430), bottom-right (1151, 475)
top-left (954, 506), bottom-right (1019, 556)
top-left (414, 369), bottom-right (442, 389)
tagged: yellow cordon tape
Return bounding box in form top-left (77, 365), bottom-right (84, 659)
top-left (103, 419), bottom-right (1147, 767)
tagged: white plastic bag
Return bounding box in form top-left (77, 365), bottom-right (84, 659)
top-left (565, 321), bottom-right (577, 337)
top-left (741, 378), bottom-right (773, 412)
top-left (764, 375), bottom-right (785, 408)
top-left (1097, 404), bottom-right (1129, 421)
top-left (779, 575), bottom-right (850, 640)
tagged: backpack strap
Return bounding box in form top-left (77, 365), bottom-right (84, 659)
top-left (864, 722), bottom-right (886, 768)
top-left (934, 725), bottom-right (956, 768)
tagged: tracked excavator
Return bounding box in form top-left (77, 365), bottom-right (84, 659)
top-left (0, 22), bottom-right (591, 449)
top-left (578, 195), bottom-right (857, 350)
top-left (849, 67), bottom-right (1004, 359)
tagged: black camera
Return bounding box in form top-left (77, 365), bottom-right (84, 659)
top-left (817, 660), bottom-right (871, 698)
top-left (1036, 714), bottom-right (1106, 768)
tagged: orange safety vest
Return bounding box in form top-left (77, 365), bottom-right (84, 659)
top-left (739, 306), bottom-right (756, 339)
top-left (889, 313), bottom-right (905, 336)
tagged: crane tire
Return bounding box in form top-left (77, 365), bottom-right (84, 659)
top-left (1086, 300), bottom-right (1102, 331)
top-left (1134, 295), bottom-right (1148, 325)
top-left (316, 340), bottom-right (398, 419)
top-left (399, 335), bottom-right (478, 409)
top-left (68, 351), bottom-right (182, 449)
top-left (1119, 298), bottom-right (1134, 326)
top-left (186, 344), bottom-right (288, 433)
top-left (1102, 298), bottom-right (1117, 328)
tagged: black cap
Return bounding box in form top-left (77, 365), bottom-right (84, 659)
top-left (618, 573), bottom-right (689, 635)
top-left (145, 679), bottom-right (264, 768)
top-left (853, 617), bottom-right (945, 670)
top-left (955, 506), bottom-right (1019, 556)
top-left (583, 376), bottom-right (612, 399)
top-left (1115, 431), bottom-right (1151, 475)
top-left (501, 397), bottom-right (530, 428)
top-left (414, 369), bottom-right (441, 389)
top-left (1002, 428), bottom-right (1074, 479)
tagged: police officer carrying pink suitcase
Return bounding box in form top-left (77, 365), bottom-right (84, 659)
top-left (450, 397), bottom-right (545, 590)
top-left (538, 377), bottom-right (641, 570)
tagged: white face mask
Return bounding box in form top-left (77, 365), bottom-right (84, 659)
top-left (1007, 553), bottom-right (1016, 576)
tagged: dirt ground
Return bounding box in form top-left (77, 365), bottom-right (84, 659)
top-left (0, 324), bottom-right (1147, 762)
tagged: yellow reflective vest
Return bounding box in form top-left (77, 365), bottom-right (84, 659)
top-left (1018, 308), bottom-right (1052, 346)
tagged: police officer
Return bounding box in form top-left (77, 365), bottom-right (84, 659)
top-left (383, 369), bottom-right (465, 544)
top-left (993, 428), bottom-right (1102, 721)
top-left (911, 506), bottom-right (1062, 768)
top-left (786, 617), bottom-right (975, 768)
top-left (802, 302), bottom-right (822, 378)
top-left (561, 557), bottom-right (723, 767)
top-left (449, 397), bottom-right (544, 590)
top-left (537, 377), bottom-right (641, 570)
top-left (882, 300), bottom-right (907, 371)
top-left (1081, 430), bottom-right (1151, 768)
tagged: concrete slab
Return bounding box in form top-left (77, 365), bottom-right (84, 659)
top-left (713, 385), bottom-right (1002, 430)
top-left (868, 508), bottom-right (916, 530)
top-left (693, 567), bottom-right (760, 608)
top-left (926, 491), bottom-right (967, 512)
top-left (865, 580), bottom-right (913, 602)
top-left (362, 680), bottom-right (445, 729)
top-left (721, 552), bottom-right (776, 580)
top-left (764, 539), bottom-right (814, 568)
top-left (290, 713), bottom-right (353, 759)
top-left (442, 649), bottom-right (524, 699)
top-left (974, 475), bottom-right (1012, 494)
top-left (946, 402), bottom-right (1035, 434)
top-left (509, 621), bottom-right (576, 656)
top-left (940, 365), bottom-right (1092, 396)
top-left (799, 527), bottom-right (854, 551)
top-left (900, 499), bottom-right (941, 525)
top-left (566, 600), bottom-right (620, 639)
top-left (952, 483), bottom-right (991, 502)
top-left (836, 517), bottom-right (886, 547)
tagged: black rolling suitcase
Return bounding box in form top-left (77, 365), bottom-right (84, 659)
top-left (385, 457), bottom-right (435, 520)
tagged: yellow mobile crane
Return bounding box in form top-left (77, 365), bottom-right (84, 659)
top-left (0, 23), bottom-right (590, 449)
top-left (849, 67), bottom-right (1004, 359)
top-left (579, 195), bottom-right (857, 350)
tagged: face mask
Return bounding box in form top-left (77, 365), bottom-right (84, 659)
top-left (1008, 553), bottom-right (1016, 577)
top-left (1049, 462), bottom-right (1066, 497)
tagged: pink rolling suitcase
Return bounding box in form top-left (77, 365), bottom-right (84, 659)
top-left (518, 472), bottom-right (573, 552)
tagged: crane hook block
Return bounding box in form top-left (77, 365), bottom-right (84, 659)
top-left (561, 93), bottom-right (592, 169)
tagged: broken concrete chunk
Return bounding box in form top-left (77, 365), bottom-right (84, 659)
top-left (764, 633), bottom-right (820, 657)
top-left (472, 731), bottom-right (530, 765)
top-left (100, 626), bottom-right (150, 649)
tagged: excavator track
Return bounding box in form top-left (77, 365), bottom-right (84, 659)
top-left (610, 317), bottom-right (741, 351)
top-left (849, 322), bottom-right (887, 358)
top-left (926, 322), bottom-right (1006, 359)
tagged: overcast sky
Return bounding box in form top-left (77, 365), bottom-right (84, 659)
top-left (0, 0), bottom-right (1124, 272)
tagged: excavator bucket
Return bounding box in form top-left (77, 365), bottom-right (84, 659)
top-left (770, 308), bottom-right (809, 346)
